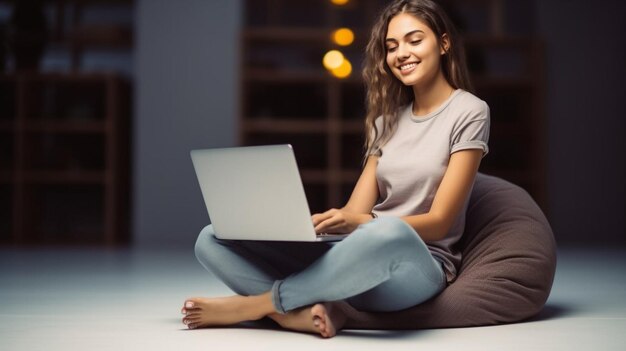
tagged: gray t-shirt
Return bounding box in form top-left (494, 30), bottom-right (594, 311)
top-left (370, 89), bottom-right (490, 283)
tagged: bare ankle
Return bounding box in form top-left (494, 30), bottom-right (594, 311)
top-left (267, 313), bottom-right (284, 326)
top-left (247, 293), bottom-right (278, 321)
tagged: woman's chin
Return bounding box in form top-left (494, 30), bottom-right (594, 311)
top-left (399, 77), bottom-right (420, 86)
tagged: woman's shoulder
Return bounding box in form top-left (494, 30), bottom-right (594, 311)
top-left (452, 90), bottom-right (490, 117)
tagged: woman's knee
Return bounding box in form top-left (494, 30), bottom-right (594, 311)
top-left (194, 224), bottom-right (217, 262)
top-left (363, 217), bottom-right (419, 247)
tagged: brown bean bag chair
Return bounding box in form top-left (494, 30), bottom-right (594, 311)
top-left (339, 173), bottom-right (557, 329)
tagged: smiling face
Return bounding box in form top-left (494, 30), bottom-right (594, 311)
top-left (385, 12), bottom-right (449, 88)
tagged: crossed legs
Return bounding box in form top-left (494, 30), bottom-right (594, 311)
top-left (182, 217), bottom-right (446, 338)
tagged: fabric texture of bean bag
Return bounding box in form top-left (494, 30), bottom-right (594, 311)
top-left (339, 173), bottom-right (557, 329)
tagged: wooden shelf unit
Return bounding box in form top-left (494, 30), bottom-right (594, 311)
top-left (239, 0), bottom-right (547, 213)
top-left (0, 0), bottom-right (134, 71)
top-left (0, 72), bottom-right (131, 246)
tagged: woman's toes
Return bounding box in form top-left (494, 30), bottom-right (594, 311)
top-left (311, 303), bottom-right (344, 338)
top-left (182, 299), bottom-right (201, 315)
top-left (311, 304), bottom-right (327, 322)
top-left (321, 323), bottom-right (330, 338)
top-left (310, 304), bottom-right (329, 337)
top-left (184, 315), bottom-right (203, 329)
top-left (314, 316), bottom-right (328, 336)
top-left (319, 321), bottom-right (327, 334)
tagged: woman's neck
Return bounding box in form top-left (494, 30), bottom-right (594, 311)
top-left (411, 72), bottom-right (456, 116)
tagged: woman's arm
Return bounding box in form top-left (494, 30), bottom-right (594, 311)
top-left (312, 155), bottom-right (379, 233)
top-left (401, 149), bottom-right (483, 242)
top-left (342, 155), bottom-right (380, 213)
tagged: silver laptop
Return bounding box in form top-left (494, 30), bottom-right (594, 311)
top-left (190, 144), bottom-right (348, 242)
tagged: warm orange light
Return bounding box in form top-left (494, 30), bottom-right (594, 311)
top-left (331, 58), bottom-right (352, 79)
top-left (330, 0), bottom-right (349, 5)
top-left (332, 28), bottom-right (354, 46)
top-left (323, 50), bottom-right (345, 70)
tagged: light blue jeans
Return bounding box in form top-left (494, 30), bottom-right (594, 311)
top-left (194, 217), bottom-right (446, 314)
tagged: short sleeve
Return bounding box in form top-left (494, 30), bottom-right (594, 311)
top-left (450, 101), bottom-right (490, 157)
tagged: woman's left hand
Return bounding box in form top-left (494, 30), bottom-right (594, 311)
top-left (312, 208), bottom-right (372, 234)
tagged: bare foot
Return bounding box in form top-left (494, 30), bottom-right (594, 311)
top-left (180, 296), bottom-right (266, 329)
top-left (311, 302), bottom-right (346, 338)
top-left (269, 304), bottom-right (344, 338)
top-left (268, 307), bottom-right (321, 335)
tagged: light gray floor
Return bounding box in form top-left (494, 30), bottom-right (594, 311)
top-left (1, 246), bottom-right (625, 351)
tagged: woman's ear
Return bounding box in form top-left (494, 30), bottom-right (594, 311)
top-left (440, 33), bottom-right (450, 55)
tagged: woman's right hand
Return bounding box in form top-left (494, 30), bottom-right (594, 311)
top-left (311, 208), bottom-right (372, 234)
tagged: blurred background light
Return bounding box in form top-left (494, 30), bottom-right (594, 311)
top-left (323, 50), bottom-right (345, 70)
top-left (330, 0), bottom-right (349, 5)
top-left (330, 58), bottom-right (352, 78)
top-left (332, 28), bottom-right (355, 46)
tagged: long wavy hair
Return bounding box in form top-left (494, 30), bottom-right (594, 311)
top-left (362, 0), bottom-right (472, 164)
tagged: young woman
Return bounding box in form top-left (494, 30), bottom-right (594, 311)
top-left (182, 0), bottom-right (489, 338)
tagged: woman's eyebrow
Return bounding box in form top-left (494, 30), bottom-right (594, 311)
top-left (385, 29), bottom-right (425, 43)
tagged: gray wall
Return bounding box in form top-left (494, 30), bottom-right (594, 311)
top-left (133, 0), bottom-right (240, 248)
top-left (537, 0), bottom-right (625, 246)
